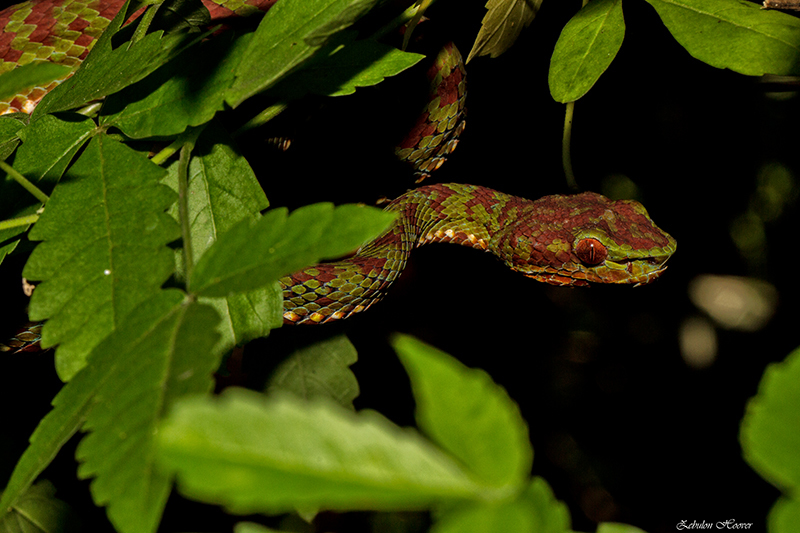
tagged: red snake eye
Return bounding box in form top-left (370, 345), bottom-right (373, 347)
top-left (575, 238), bottom-right (608, 266)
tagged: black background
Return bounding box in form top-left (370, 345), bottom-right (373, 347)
top-left (3, 0), bottom-right (798, 532)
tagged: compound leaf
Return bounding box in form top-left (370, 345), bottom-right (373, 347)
top-left (23, 136), bottom-right (179, 381)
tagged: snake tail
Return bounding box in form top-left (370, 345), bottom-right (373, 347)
top-left (281, 183), bottom-right (677, 325)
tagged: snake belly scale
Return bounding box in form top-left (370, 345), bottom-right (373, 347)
top-left (281, 183), bottom-right (677, 324)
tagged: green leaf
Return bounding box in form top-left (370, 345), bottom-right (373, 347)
top-left (278, 38), bottom-right (424, 98)
top-left (266, 334), bottom-right (360, 409)
top-left (432, 477), bottom-right (571, 533)
top-left (188, 202), bottom-right (395, 297)
top-left (33, 0), bottom-right (199, 116)
top-left (163, 126), bottom-right (268, 265)
top-left (0, 290), bottom-right (223, 533)
top-left (156, 388), bottom-right (484, 513)
top-left (102, 31), bottom-right (252, 138)
top-left (0, 204), bottom-right (40, 266)
top-left (0, 480), bottom-right (74, 533)
top-left (549, 0), bottom-right (625, 103)
top-left (769, 497), bottom-right (800, 533)
top-left (23, 136), bottom-right (180, 381)
top-left (12, 114), bottom-right (95, 186)
top-left (161, 126), bottom-right (280, 343)
top-left (466, 0), bottom-right (541, 63)
top-left (0, 61), bottom-right (73, 102)
top-left (645, 0), bottom-right (800, 76)
top-left (392, 334), bottom-right (532, 489)
top-left (740, 345), bottom-right (800, 493)
top-left (225, 0), bottom-right (379, 107)
top-left (0, 115), bottom-right (25, 161)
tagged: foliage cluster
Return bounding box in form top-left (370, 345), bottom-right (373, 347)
top-left (0, 0), bottom-right (799, 532)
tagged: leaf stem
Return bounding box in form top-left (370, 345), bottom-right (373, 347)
top-left (562, 101), bottom-right (579, 191)
top-left (233, 102), bottom-right (288, 138)
top-left (0, 160), bottom-right (49, 203)
top-left (560, 0), bottom-right (589, 192)
top-left (0, 213), bottom-right (39, 231)
top-left (151, 141), bottom-right (180, 166)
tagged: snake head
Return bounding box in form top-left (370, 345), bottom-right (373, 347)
top-left (496, 192), bottom-right (677, 287)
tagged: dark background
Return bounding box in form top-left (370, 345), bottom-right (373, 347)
top-left (3, 0), bottom-right (798, 532)
top-left (261, 0), bottom-right (798, 531)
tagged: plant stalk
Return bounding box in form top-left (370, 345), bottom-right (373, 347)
top-left (562, 101), bottom-right (579, 191)
top-left (0, 160), bottom-right (49, 203)
top-left (0, 213), bottom-right (40, 231)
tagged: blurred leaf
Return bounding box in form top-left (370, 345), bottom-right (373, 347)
top-left (645, 0), bottom-right (800, 75)
top-left (432, 477), bottom-right (571, 533)
top-left (225, 0), bottom-right (379, 107)
top-left (234, 523), bottom-right (288, 533)
top-left (0, 480), bottom-right (74, 533)
top-left (549, 0), bottom-right (625, 103)
top-left (0, 290), bottom-right (222, 533)
top-left (189, 202), bottom-right (395, 297)
top-left (267, 334), bottom-right (360, 409)
top-left (740, 345), bottom-right (800, 492)
top-left (769, 496), bottom-right (800, 533)
top-left (0, 62), bottom-right (73, 102)
top-left (157, 388), bottom-right (483, 513)
top-left (23, 136), bottom-right (179, 380)
top-left (466, 0), bottom-right (541, 63)
top-left (393, 334), bottom-right (532, 488)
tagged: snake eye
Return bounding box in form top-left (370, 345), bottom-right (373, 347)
top-left (575, 238), bottom-right (607, 266)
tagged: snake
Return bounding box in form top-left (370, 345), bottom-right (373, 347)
top-left (281, 183), bottom-right (676, 324)
top-left (0, 1), bottom-right (675, 349)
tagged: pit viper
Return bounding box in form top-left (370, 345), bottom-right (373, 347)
top-left (0, 0), bottom-right (675, 351)
top-left (282, 183), bottom-right (676, 324)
